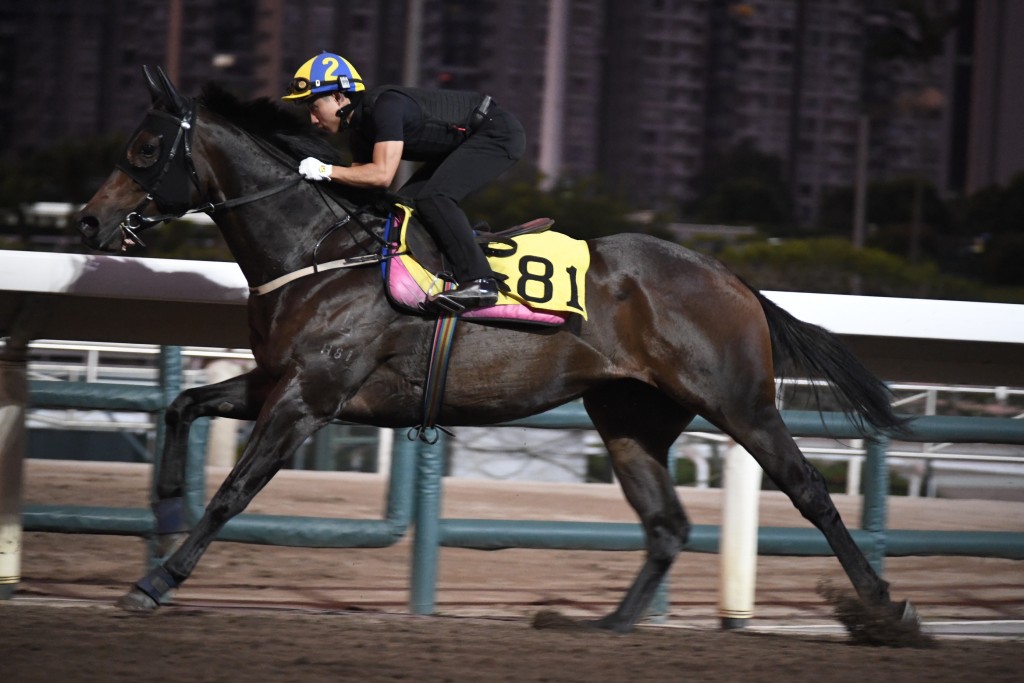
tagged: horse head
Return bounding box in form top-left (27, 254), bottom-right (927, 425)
top-left (79, 66), bottom-right (204, 253)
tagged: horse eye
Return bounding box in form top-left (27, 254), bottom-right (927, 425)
top-left (127, 134), bottom-right (162, 169)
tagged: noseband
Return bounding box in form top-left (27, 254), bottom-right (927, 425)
top-left (115, 100), bottom-right (300, 247)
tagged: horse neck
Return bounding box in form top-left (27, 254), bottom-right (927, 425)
top-left (199, 119), bottom-right (376, 288)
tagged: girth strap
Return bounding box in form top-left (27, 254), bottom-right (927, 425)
top-left (408, 299), bottom-right (460, 444)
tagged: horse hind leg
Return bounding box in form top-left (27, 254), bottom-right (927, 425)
top-left (720, 402), bottom-right (898, 612)
top-left (583, 381), bottom-right (695, 633)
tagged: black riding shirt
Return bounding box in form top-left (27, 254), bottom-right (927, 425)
top-left (349, 86), bottom-right (488, 163)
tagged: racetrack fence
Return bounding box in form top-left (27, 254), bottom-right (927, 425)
top-left (15, 346), bottom-right (1024, 616)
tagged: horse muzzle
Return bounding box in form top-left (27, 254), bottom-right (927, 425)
top-left (78, 211), bottom-right (134, 253)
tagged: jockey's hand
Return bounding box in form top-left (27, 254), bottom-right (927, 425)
top-left (298, 157), bottom-right (333, 181)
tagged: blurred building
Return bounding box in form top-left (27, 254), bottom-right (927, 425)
top-left (0, 0), bottom-right (1018, 228)
top-left (965, 0), bottom-right (1024, 193)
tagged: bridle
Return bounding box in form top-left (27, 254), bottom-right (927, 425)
top-left (115, 100), bottom-right (301, 247)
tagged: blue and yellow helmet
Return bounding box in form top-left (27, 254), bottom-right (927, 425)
top-left (282, 52), bottom-right (365, 102)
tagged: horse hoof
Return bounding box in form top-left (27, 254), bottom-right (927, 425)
top-left (115, 587), bottom-right (160, 612)
top-left (897, 599), bottom-right (920, 625)
top-left (588, 615), bottom-right (634, 634)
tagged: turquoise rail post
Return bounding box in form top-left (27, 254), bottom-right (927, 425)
top-left (646, 449), bottom-right (678, 622)
top-left (385, 434), bottom-right (419, 532)
top-left (860, 435), bottom-right (890, 574)
top-left (184, 418), bottom-right (210, 523)
top-left (410, 433), bottom-right (446, 615)
top-left (147, 346), bottom-right (183, 566)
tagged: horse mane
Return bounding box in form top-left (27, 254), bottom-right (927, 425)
top-left (197, 83), bottom-right (345, 165)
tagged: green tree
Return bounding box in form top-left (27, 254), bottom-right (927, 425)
top-left (951, 171), bottom-right (1024, 287)
top-left (684, 140), bottom-right (794, 230)
top-left (958, 171), bottom-right (1024, 236)
top-left (953, 184), bottom-right (1003, 236)
top-left (717, 237), bottom-right (1023, 302)
top-left (0, 134), bottom-right (127, 252)
top-left (974, 233), bottom-right (1024, 287)
top-left (818, 177), bottom-right (950, 253)
top-left (463, 166), bottom-right (671, 242)
top-left (0, 134), bottom-right (125, 209)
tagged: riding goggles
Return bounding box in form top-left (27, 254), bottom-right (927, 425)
top-left (286, 75), bottom-right (361, 98)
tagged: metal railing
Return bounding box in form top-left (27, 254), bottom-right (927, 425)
top-left (18, 345), bottom-right (1024, 617)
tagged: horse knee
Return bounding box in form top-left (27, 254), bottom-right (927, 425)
top-left (645, 511), bottom-right (690, 563)
top-left (164, 389), bottom-right (200, 428)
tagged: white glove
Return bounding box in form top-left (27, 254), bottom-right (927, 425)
top-left (299, 157), bottom-right (333, 181)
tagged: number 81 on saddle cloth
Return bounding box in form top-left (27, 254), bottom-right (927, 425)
top-left (383, 205), bottom-right (590, 326)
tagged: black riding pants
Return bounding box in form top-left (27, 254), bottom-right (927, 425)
top-left (398, 107), bottom-right (525, 283)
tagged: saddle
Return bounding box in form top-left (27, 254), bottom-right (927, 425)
top-left (382, 204), bottom-right (589, 326)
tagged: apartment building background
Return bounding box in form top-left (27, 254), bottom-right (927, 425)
top-left (0, 0), bottom-right (1019, 229)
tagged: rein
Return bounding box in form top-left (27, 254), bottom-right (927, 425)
top-left (251, 208), bottom-right (403, 296)
top-left (121, 177), bottom-right (303, 245)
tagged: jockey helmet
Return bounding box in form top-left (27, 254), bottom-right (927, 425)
top-left (282, 52), bottom-right (365, 102)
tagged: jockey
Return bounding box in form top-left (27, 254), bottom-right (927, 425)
top-left (283, 51), bottom-right (526, 312)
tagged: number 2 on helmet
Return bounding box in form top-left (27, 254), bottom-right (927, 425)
top-left (321, 57), bottom-right (339, 82)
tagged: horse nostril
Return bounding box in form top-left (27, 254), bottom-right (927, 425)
top-left (79, 215), bottom-right (99, 237)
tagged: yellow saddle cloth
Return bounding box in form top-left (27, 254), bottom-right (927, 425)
top-left (384, 205), bottom-right (589, 324)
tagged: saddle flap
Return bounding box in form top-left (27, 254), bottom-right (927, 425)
top-left (402, 218), bottom-right (446, 275)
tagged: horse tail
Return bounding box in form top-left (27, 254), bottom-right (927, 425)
top-left (744, 281), bottom-right (907, 435)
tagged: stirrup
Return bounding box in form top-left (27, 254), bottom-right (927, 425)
top-left (428, 278), bottom-right (498, 313)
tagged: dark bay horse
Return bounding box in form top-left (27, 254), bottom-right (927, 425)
top-left (78, 67), bottom-right (916, 635)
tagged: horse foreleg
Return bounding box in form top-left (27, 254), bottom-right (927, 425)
top-left (119, 373), bottom-right (327, 611)
top-left (152, 369), bottom-right (270, 556)
top-left (583, 383), bottom-right (694, 633)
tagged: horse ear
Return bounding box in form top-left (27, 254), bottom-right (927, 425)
top-left (142, 65), bottom-right (164, 106)
top-left (153, 66), bottom-right (189, 115)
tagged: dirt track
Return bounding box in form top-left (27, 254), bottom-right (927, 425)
top-left (2, 460), bottom-right (1023, 681)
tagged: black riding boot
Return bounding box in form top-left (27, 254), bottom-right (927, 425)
top-left (429, 277), bottom-right (499, 313)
